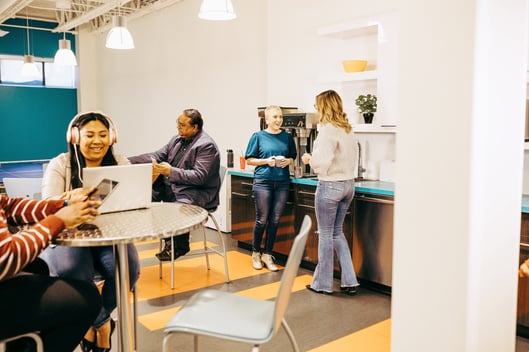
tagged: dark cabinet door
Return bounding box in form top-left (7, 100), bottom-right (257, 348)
top-left (293, 184), bottom-right (353, 273)
top-left (230, 175), bottom-right (295, 258)
top-left (518, 213), bottom-right (529, 337)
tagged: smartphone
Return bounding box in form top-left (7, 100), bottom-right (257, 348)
top-left (89, 178), bottom-right (119, 205)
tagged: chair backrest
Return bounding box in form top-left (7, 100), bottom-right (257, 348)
top-left (219, 165), bottom-right (227, 185)
top-left (272, 215), bottom-right (311, 334)
top-left (2, 177), bottom-right (43, 200)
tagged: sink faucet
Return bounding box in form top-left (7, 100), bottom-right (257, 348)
top-left (357, 141), bottom-right (366, 180)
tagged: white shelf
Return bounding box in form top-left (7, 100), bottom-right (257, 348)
top-left (318, 20), bottom-right (378, 39)
top-left (318, 70), bottom-right (378, 83)
top-left (353, 124), bottom-right (396, 133)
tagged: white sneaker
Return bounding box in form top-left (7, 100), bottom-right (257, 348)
top-left (261, 253), bottom-right (278, 272)
top-left (252, 252), bottom-right (263, 270)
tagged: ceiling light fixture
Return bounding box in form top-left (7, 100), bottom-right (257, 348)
top-left (198, 0), bottom-right (237, 21)
top-left (0, 28), bottom-right (9, 37)
top-left (105, 15), bottom-right (134, 49)
top-left (54, 32), bottom-right (77, 66)
top-left (21, 11), bottom-right (39, 78)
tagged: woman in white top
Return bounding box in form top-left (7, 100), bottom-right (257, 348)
top-left (41, 111), bottom-right (140, 352)
top-left (302, 90), bottom-right (360, 295)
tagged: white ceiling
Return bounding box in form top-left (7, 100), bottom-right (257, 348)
top-left (0, 0), bottom-right (183, 33)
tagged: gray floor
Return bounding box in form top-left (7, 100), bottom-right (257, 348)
top-left (91, 228), bottom-right (529, 351)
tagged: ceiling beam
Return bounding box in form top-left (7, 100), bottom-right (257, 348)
top-left (53, 0), bottom-right (133, 32)
top-left (0, 0), bottom-right (34, 24)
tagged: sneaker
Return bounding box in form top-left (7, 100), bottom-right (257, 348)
top-left (155, 240), bottom-right (190, 262)
top-left (261, 253), bottom-right (278, 272)
top-left (252, 252), bottom-right (263, 270)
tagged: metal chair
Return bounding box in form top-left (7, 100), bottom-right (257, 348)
top-left (162, 215), bottom-right (311, 352)
top-left (159, 166), bottom-right (230, 289)
top-left (0, 332), bottom-right (44, 352)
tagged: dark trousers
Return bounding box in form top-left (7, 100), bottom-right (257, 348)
top-left (163, 232), bottom-right (190, 254)
top-left (0, 266), bottom-right (101, 352)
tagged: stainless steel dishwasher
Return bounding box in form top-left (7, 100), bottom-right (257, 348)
top-left (352, 192), bottom-right (394, 293)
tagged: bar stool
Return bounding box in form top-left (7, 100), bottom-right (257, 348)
top-left (158, 210), bottom-right (230, 289)
top-left (159, 166), bottom-right (230, 289)
top-left (0, 332), bottom-right (44, 352)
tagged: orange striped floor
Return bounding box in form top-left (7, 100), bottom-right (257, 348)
top-left (132, 240), bottom-right (391, 351)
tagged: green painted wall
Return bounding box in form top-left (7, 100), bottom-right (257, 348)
top-left (0, 19), bottom-right (77, 162)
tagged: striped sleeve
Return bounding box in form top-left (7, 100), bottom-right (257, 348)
top-left (0, 195), bottom-right (65, 281)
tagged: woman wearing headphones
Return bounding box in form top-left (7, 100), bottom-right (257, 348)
top-left (40, 111), bottom-right (140, 352)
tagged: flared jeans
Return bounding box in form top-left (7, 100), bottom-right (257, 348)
top-left (311, 179), bottom-right (359, 292)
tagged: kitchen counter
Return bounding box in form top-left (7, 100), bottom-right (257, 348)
top-left (523, 195), bottom-right (529, 213)
top-left (228, 169), bottom-right (395, 197)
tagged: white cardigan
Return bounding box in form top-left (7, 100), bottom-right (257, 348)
top-left (42, 152), bottom-right (130, 199)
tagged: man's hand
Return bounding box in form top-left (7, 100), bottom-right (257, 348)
top-left (152, 159), bottom-right (171, 176)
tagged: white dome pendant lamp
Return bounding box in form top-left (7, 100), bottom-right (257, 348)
top-left (105, 15), bottom-right (134, 49)
top-left (198, 0), bottom-right (237, 21)
top-left (54, 33), bottom-right (77, 66)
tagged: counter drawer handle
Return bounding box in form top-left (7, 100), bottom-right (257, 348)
top-left (241, 182), bottom-right (254, 187)
top-left (298, 190), bottom-right (315, 196)
top-left (232, 192), bottom-right (251, 197)
top-left (355, 196), bottom-right (394, 205)
top-left (521, 242), bottom-right (529, 249)
top-left (297, 204), bottom-right (315, 210)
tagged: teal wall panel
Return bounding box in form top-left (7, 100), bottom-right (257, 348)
top-left (0, 85), bottom-right (77, 162)
top-left (0, 19), bottom-right (76, 58)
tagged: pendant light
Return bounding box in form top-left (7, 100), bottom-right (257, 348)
top-left (54, 32), bottom-right (77, 66)
top-left (105, 14), bottom-right (134, 49)
top-left (21, 12), bottom-right (39, 78)
top-left (198, 0), bottom-right (237, 21)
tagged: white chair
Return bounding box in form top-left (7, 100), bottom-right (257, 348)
top-left (2, 177), bottom-right (43, 200)
top-left (0, 332), bottom-right (44, 352)
top-left (159, 167), bottom-right (230, 289)
top-left (162, 215), bottom-right (311, 352)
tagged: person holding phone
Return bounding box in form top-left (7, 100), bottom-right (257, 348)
top-left (41, 111), bottom-right (140, 352)
top-left (0, 193), bottom-right (102, 352)
top-left (129, 108), bottom-right (221, 261)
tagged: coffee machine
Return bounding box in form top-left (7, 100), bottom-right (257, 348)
top-left (258, 107), bottom-right (318, 177)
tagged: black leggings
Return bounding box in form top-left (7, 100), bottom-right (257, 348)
top-left (0, 270), bottom-right (101, 352)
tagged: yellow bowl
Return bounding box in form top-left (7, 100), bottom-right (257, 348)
top-left (342, 60), bottom-right (368, 73)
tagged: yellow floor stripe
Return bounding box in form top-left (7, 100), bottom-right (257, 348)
top-left (307, 319), bottom-right (391, 352)
top-left (136, 251), bottom-right (283, 301)
top-left (138, 274), bottom-right (313, 331)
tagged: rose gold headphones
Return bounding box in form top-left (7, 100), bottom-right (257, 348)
top-left (66, 111), bottom-right (118, 145)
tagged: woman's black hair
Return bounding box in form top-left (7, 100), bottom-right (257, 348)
top-left (68, 112), bottom-right (118, 189)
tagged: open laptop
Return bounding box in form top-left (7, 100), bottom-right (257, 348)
top-left (3, 177), bottom-right (43, 200)
top-left (83, 164), bottom-right (152, 214)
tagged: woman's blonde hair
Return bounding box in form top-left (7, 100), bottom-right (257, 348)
top-left (315, 90), bottom-right (352, 133)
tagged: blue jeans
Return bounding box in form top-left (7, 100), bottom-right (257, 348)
top-left (40, 244), bottom-right (140, 327)
top-left (311, 180), bottom-right (359, 292)
top-left (252, 178), bottom-right (290, 254)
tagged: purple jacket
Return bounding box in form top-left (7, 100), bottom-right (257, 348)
top-left (129, 130), bottom-right (221, 211)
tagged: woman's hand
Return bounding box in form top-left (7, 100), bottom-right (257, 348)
top-left (62, 187), bottom-right (96, 204)
top-left (54, 201), bottom-right (101, 229)
top-left (301, 153), bottom-right (311, 165)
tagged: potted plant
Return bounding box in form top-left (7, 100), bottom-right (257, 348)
top-left (355, 94), bottom-right (377, 124)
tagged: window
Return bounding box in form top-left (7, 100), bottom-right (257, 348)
top-left (0, 57), bottom-right (77, 88)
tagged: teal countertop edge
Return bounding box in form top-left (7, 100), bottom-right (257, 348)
top-left (228, 169), bottom-right (395, 197)
top-left (230, 170), bottom-right (529, 211)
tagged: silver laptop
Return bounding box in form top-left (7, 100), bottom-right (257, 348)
top-left (83, 164), bottom-right (152, 214)
top-left (3, 177), bottom-right (43, 200)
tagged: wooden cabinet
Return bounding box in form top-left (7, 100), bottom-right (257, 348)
top-left (230, 175), bottom-right (296, 260)
top-left (293, 183), bottom-right (353, 274)
top-left (518, 213), bottom-right (529, 337)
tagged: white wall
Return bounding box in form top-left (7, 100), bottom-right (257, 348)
top-left (78, 0), bottom-right (267, 162)
top-left (78, 0), bottom-right (396, 174)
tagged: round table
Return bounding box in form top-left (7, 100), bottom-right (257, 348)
top-left (54, 202), bottom-right (208, 352)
